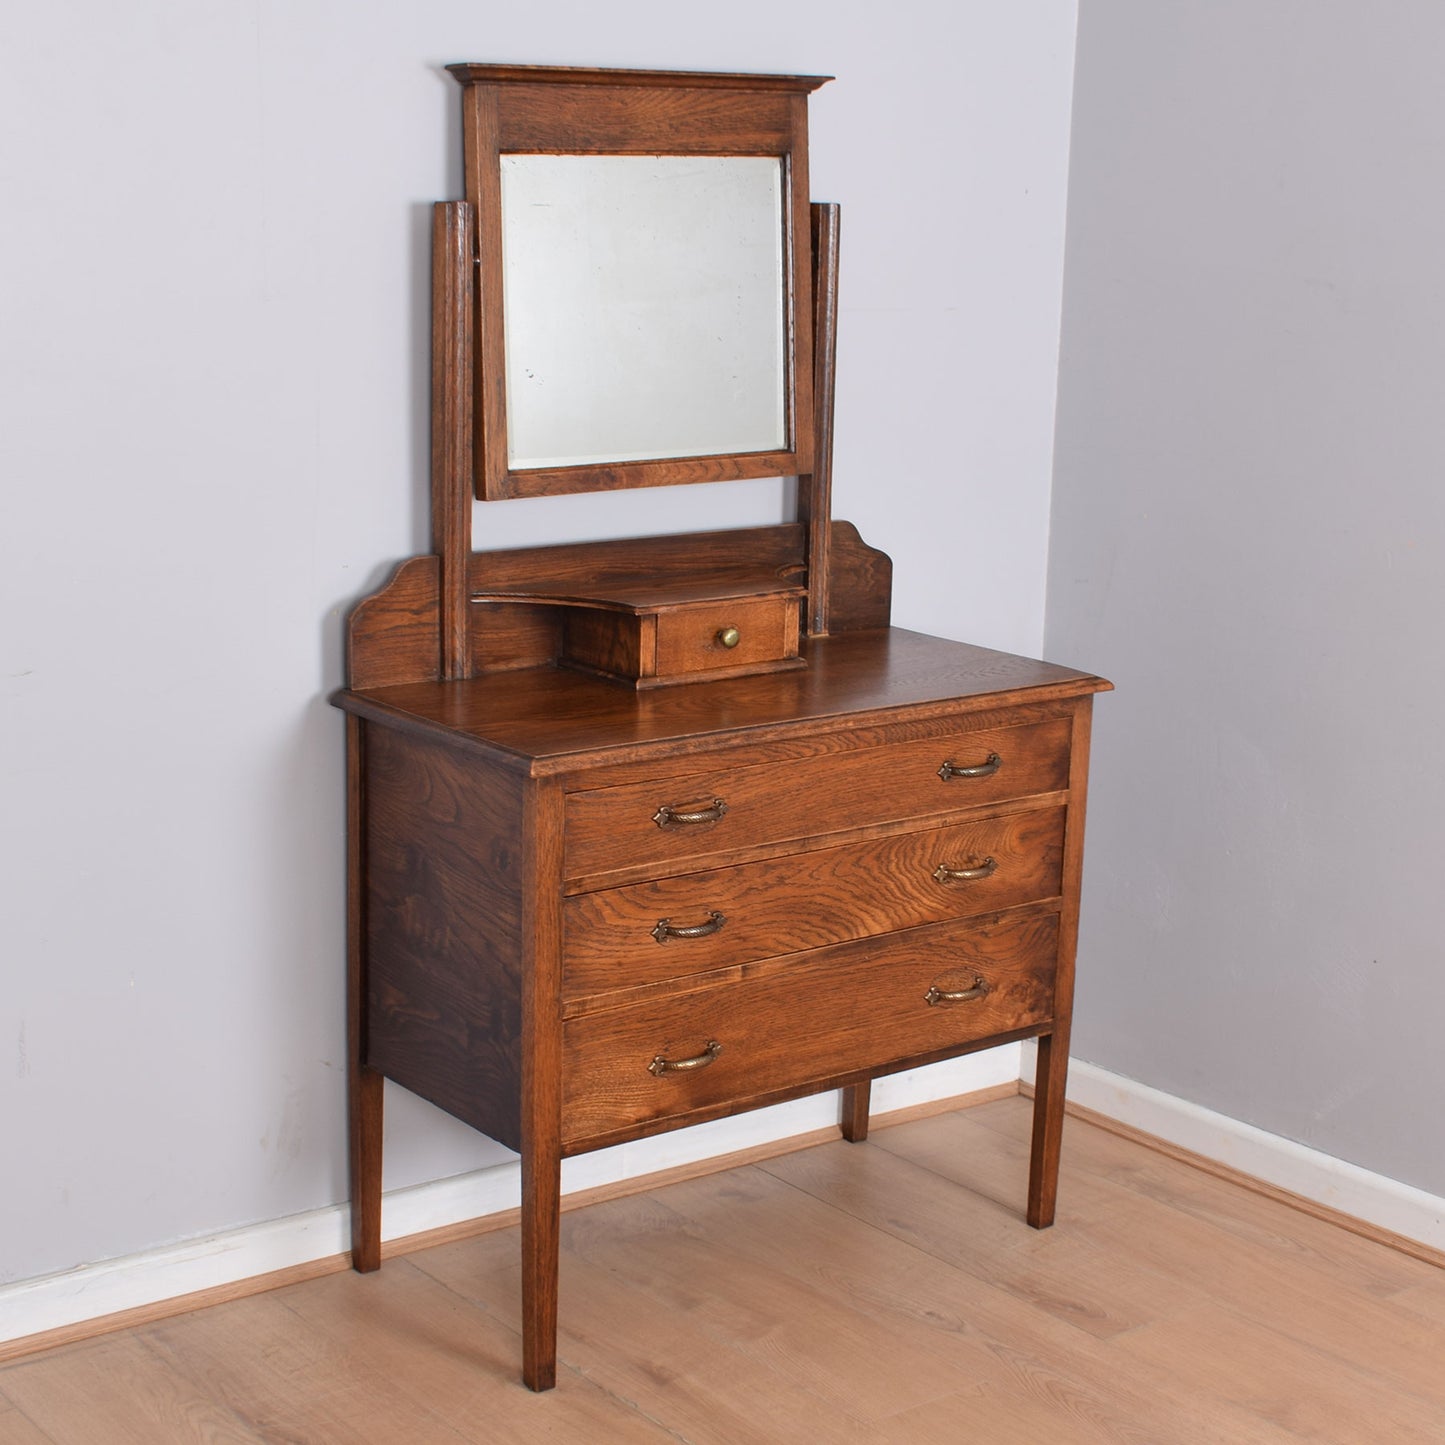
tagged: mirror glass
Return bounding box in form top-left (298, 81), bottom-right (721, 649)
top-left (499, 154), bottom-right (787, 471)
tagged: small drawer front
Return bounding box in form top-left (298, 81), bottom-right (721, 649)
top-left (565, 717), bottom-right (1071, 884)
top-left (563, 808), bottom-right (1064, 999)
top-left (561, 909), bottom-right (1058, 1145)
top-left (654, 596), bottom-right (798, 678)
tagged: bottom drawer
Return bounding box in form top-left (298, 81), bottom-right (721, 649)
top-left (561, 908), bottom-right (1058, 1146)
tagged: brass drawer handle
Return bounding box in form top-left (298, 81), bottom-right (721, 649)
top-left (652, 910), bottom-right (726, 944)
top-left (716, 626), bottom-right (742, 649)
top-left (653, 798), bottom-right (728, 829)
top-left (925, 977), bottom-right (990, 1006)
top-left (648, 1039), bottom-right (723, 1077)
top-left (932, 856), bottom-right (998, 884)
top-left (938, 752), bottom-right (1002, 782)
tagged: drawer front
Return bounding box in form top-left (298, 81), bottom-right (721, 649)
top-left (561, 909), bottom-right (1058, 1145)
top-left (564, 807), bottom-right (1064, 998)
top-left (654, 596), bottom-right (798, 678)
top-left (564, 717), bottom-right (1071, 883)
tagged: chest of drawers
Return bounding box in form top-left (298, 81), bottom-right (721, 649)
top-left (337, 625), bottom-right (1108, 1389)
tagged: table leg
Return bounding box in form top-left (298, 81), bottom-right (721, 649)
top-left (1027, 1032), bottom-right (1070, 1228)
top-left (840, 1078), bottom-right (872, 1142)
top-left (521, 1141), bottom-right (562, 1391)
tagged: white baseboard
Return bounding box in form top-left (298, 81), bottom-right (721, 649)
top-left (1031, 1045), bottom-right (1445, 1257)
top-left (0, 1048), bottom-right (1020, 1348)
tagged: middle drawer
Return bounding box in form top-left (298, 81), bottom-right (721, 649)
top-left (563, 806), bottom-right (1064, 1000)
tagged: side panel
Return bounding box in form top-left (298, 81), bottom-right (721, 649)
top-left (363, 726), bottom-right (527, 1151)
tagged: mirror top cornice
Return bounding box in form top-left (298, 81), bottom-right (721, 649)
top-left (445, 62), bottom-right (832, 94)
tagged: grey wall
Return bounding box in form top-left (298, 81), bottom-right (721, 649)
top-left (1, 3), bottom-right (1080, 1286)
top-left (1048, 1), bottom-right (1445, 1193)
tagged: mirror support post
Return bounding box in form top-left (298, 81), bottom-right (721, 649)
top-left (431, 201), bottom-right (476, 680)
top-left (800, 201), bottom-right (840, 638)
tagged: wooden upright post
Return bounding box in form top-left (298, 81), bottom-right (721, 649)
top-left (431, 201), bottom-right (475, 680)
top-left (799, 201), bottom-right (840, 638)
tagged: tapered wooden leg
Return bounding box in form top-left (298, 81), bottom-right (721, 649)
top-left (1027, 1032), bottom-right (1070, 1228)
top-left (349, 1066), bottom-right (384, 1270)
top-left (346, 714), bottom-right (384, 1272)
top-left (521, 1142), bottom-right (562, 1391)
top-left (840, 1079), bottom-right (872, 1142)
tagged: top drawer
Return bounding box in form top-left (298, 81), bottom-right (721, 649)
top-left (564, 716), bottom-right (1071, 884)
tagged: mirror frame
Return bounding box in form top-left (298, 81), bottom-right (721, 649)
top-left (447, 63), bottom-right (831, 501)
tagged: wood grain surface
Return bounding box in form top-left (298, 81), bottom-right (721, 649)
top-left (563, 808), bottom-right (1064, 996)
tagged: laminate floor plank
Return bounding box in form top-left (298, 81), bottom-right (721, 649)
top-left (0, 1335), bottom-right (260, 1444)
top-left (869, 1378), bottom-right (1304, 1445)
top-left (872, 1101), bottom-right (1445, 1407)
top-left (961, 1097), bottom-right (1438, 1297)
top-left (140, 1289), bottom-right (479, 1445)
top-left (556, 1186), bottom-right (998, 1425)
top-left (4, 1097), bottom-right (1442, 1444)
top-left (759, 1126), bottom-right (1204, 1339)
top-left (256, 1258), bottom-right (673, 1442)
top-left (661, 1159), bottom-right (1301, 1444)
top-left (0, 1394), bottom-right (54, 1445)
top-left (1115, 1301), bottom-right (1445, 1443)
top-left (415, 1210), bottom-right (881, 1444)
top-left (1388, 1274), bottom-right (1445, 1325)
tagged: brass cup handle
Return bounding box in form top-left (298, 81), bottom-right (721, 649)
top-left (652, 910), bottom-right (726, 944)
top-left (938, 752), bottom-right (1002, 782)
top-left (925, 977), bottom-right (990, 1007)
top-left (932, 856), bottom-right (998, 884)
top-left (648, 1039), bottom-right (723, 1077)
top-left (716, 626), bottom-right (742, 649)
top-left (653, 798), bottom-right (729, 829)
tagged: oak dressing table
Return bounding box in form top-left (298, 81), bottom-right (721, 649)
top-left (333, 63), bottom-right (1110, 1391)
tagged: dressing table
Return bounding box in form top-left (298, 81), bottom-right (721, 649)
top-left (333, 62), bottom-right (1110, 1391)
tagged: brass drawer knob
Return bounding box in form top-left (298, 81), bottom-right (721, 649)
top-left (716, 625), bottom-right (742, 649)
top-left (648, 1039), bottom-right (723, 1077)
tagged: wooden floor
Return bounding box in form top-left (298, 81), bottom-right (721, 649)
top-left (3, 1095), bottom-right (1444, 1443)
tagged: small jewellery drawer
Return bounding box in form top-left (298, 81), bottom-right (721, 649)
top-left (560, 592), bottom-right (803, 689)
top-left (563, 808), bottom-right (1064, 999)
top-left (564, 716), bottom-right (1071, 883)
top-left (653, 596), bottom-right (800, 680)
top-left (561, 909), bottom-right (1059, 1145)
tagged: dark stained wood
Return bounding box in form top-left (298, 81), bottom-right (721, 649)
top-left (470, 521), bottom-right (808, 597)
top-left (840, 1079), bottom-right (871, 1142)
top-left (800, 202), bottom-right (841, 636)
top-left (490, 451), bottom-right (806, 501)
top-left (445, 63), bottom-right (832, 94)
top-left (1029, 696), bottom-right (1095, 1229)
top-left (652, 595), bottom-right (799, 680)
top-left (338, 627), bottom-right (1108, 777)
top-left (346, 715), bottom-right (383, 1273)
top-left (457, 76), bottom-right (505, 506)
top-left (346, 556), bottom-right (441, 690)
top-left (561, 711), bottom-right (1072, 883)
top-left (344, 522), bottom-right (892, 687)
top-left (363, 727), bottom-right (527, 1152)
top-left (450, 65), bottom-right (821, 500)
top-left (334, 60), bottom-right (1110, 1396)
top-left (562, 808), bottom-right (1065, 997)
top-left (825, 520), bottom-right (891, 631)
top-left (519, 777), bottom-right (566, 1392)
top-left (430, 202), bottom-right (474, 681)
top-left (560, 910), bottom-right (1059, 1145)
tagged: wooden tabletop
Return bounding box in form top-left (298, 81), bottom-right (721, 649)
top-left (334, 627), bottom-right (1111, 776)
